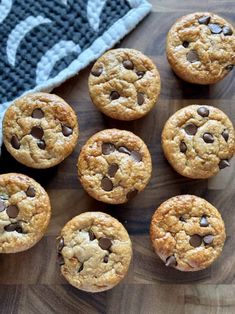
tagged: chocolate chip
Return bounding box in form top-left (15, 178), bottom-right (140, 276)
top-left (136, 71), bottom-right (145, 79)
top-left (222, 130), bottom-right (229, 142)
top-left (197, 107), bottom-right (209, 117)
top-left (4, 222), bottom-right (22, 233)
top-left (198, 16), bottom-right (211, 25)
top-left (219, 159), bottom-right (230, 169)
top-left (223, 26), bottom-right (233, 36)
top-left (123, 60), bottom-right (134, 70)
top-left (101, 177), bottom-right (113, 191)
top-left (57, 237), bottom-right (64, 252)
top-left (57, 254), bottom-right (65, 266)
top-left (78, 264), bottom-right (84, 272)
top-left (189, 234), bottom-right (202, 247)
top-left (26, 186), bottom-right (36, 197)
top-left (102, 143), bottom-right (115, 155)
top-left (89, 230), bottom-right (95, 241)
top-left (6, 205), bottom-right (19, 218)
top-left (186, 50), bottom-right (199, 63)
top-left (98, 237), bottom-right (112, 250)
top-left (137, 93), bottom-right (145, 105)
top-left (103, 255), bottom-right (109, 263)
top-left (200, 216), bottom-right (209, 227)
top-left (184, 123), bottom-right (198, 135)
top-left (180, 141), bottom-right (187, 153)
top-left (118, 146), bottom-right (131, 155)
top-left (165, 255), bottom-right (177, 267)
top-left (179, 216), bottom-right (186, 222)
top-left (15, 224), bottom-right (23, 233)
top-left (225, 64), bottom-right (233, 71)
top-left (62, 125), bottom-right (73, 137)
top-left (108, 164), bottom-right (119, 177)
top-left (182, 41), bottom-right (189, 48)
top-left (32, 108), bottom-right (44, 119)
top-left (91, 66), bottom-right (103, 77)
top-left (131, 150), bottom-right (142, 162)
top-left (203, 132), bottom-right (214, 143)
top-left (203, 234), bottom-right (214, 244)
top-left (37, 140), bottom-right (46, 150)
top-left (208, 23), bottom-right (222, 34)
top-left (126, 189), bottom-right (138, 200)
top-left (11, 135), bottom-right (20, 149)
top-left (31, 126), bottom-right (44, 139)
top-left (110, 91), bottom-right (120, 100)
top-left (0, 199), bottom-right (6, 212)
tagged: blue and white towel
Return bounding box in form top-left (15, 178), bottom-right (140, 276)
top-left (0, 0), bottom-right (151, 144)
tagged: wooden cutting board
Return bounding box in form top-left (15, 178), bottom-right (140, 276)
top-left (0, 0), bottom-right (234, 313)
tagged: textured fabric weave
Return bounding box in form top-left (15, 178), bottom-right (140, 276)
top-left (0, 0), bottom-right (151, 145)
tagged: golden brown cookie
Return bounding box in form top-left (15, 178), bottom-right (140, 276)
top-left (166, 12), bottom-right (234, 84)
top-left (89, 48), bottom-right (161, 120)
top-left (150, 195), bottom-right (226, 271)
top-left (57, 212), bottom-right (132, 292)
top-left (0, 173), bottom-right (51, 253)
top-left (77, 129), bottom-right (152, 204)
top-left (162, 105), bottom-right (235, 179)
top-left (3, 92), bottom-right (79, 168)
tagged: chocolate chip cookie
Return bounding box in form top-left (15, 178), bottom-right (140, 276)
top-left (3, 93), bottom-right (79, 168)
top-left (77, 129), bottom-right (152, 204)
top-left (89, 48), bottom-right (161, 120)
top-left (162, 105), bottom-right (235, 179)
top-left (0, 173), bottom-right (51, 253)
top-left (166, 12), bottom-right (234, 84)
top-left (57, 211), bottom-right (132, 292)
top-left (150, 195), bottom-right (226, 271)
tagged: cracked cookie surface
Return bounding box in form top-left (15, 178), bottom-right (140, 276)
top-left (77, 129), bottom-right (152, 204)
top-left (162, 105), bottom-right (235, 179)
top-left (3, 93), bottom-right (79, 168)
top-left (150, 195), bottom-right (226, 271)
top-left (0, 173), bottom-right (51, 253)
top-left (89, 48), bottom-right (161, 120)
top-left (166, 12), bottom-right (235, 84)
top-left (57, 212), bottom-right (132, 292)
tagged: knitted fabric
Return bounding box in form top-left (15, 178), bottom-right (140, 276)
top-left (0, 0), bottom-right (151, 145)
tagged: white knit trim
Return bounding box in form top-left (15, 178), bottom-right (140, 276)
top-left (87, 0), bottom-right (107, 32)
top-left (36, 41), bottom-right (81, 84)
top-left (6, 16), bottom-right (52, 67)
top-left (0, 0), bottom-right (12, 24)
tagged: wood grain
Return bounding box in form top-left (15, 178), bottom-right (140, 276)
top-left (0, 0), bottom-right (234, 313)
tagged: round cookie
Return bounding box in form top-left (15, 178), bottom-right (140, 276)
top-left (89, 48), bottom-right (161, 120)
top-left (150, 195), bottom-right (226, 271)
top-left (162, 105), bottom-right (235, 179)
top-left (77, 129), bottom-right (152, 204)
top-left (3, 92), bottom-right (79, 168)
top-left (166, 12), bottom-right (234, 84)
top-left (0, 173), bottom-right (51, 253)
top-left (57, 211), bottom-right (132, 292)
